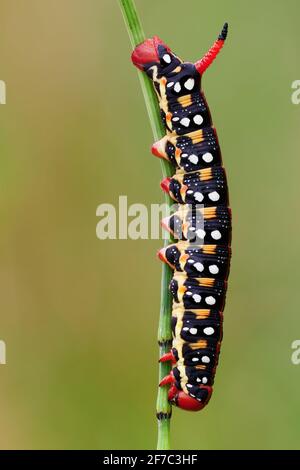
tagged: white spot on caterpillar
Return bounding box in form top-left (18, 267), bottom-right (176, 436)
top-left (196, 229), bottom-right (206, 239)
top-left (196, 378), bottom-right (202, 383)
top-left (204, 327), bottom-right (215, 336)
top-left (187, 189), bottom-right (194, 194)
top-left (202, 377), bottom-right (208, 384)
top-left (186, 291), bottom-right (193, 296)
top-left (209, 191), bottom-right (220, 202)
top-left (174, 82), bottom-right (181, 93)
top-left (194, 192), bottom-right (204, 202)
top-left (172, 117), bottom-right (180, 122)
top-left (184, 78), bottom-right (195, 90)
top-left (202, 152), bottom-right (213, 163)
top-left (193, 114), bottom-right (203, 125)
top-left (186, 383), bottom-right (193, 388)
top-left (209, 264), bottom-right (219, 275)
top-left (183, 327), bottom-right (189, 331)
top-left (190, 328), bottom-right (198, 335)
top-left (187, 259), bottom-right (194, 264)
top-left (163, 53), bottom-right (171, 64)
top-left (202, 356), bottom-right (210, 364)
top-left (192, 294), bottom-right (201, 303)
top-left (192, 357), bottom-right (199, 362)
top-left (180, 117), bottom-right (190, 127)
top-left (188, 154), bottom-right (198, 164)
top-left (211, 230), bottom-right (222, 240)
top-left (181, 153), bottom-right (188, 159)
top-left (205, 296), bottom-right (216, 305)
top-left (194, 262), bottom-right (204, 272)
top-left (167, 82), bottom-right (174, 88)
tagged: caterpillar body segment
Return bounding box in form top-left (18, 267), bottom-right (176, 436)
top-left (152, 127), bottom-right (222, 172)
top-left (161, 205), bottom-right (231, 244)
top-left (161, 166), bottom-right (229, 207)
top-left (132, 24), bottom-right (231, 412)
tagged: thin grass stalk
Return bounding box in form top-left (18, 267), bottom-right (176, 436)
top-left (118, 0), bottom-right (173, 450)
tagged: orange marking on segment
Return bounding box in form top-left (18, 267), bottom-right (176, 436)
top-left (199, 278), bottom-right (215, 287)
top-left (175, 147), bottom-right (181, 158)
top-left (202, 245), bottom-right (217, 255)
top-left (190, 340), bottom-right (208, 349)
top-left (199, 168), bottom-right (213, 181)
top-left (194, 310), bottom-right (211, 319)
top-left (178, 95), bottom-right (193, 107)
top-left (203, 207), bottom-right (217, 219)
top-left (179, 253), bottom-right (189, 267)
top-left (181, 222), bottom-right (188, 235)
top-left (178, 285), bottom-right (187, 299)
top-left (178, 285), bottom-right (187, 296)
top-left (191, 130), bottom-right (204, 144)
top-left (172, 205), bottom-right (218, 226)
top-left (180, 184), bottom-right (188, 201)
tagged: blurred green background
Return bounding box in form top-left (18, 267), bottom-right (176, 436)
top-left (0, 0), bottom-right (300, 450)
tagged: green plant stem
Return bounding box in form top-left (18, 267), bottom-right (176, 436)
top-left (119, 0), bottom-right (174, 451)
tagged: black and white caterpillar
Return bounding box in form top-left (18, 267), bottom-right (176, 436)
top-left (131, 24), bottom-right (231, 411)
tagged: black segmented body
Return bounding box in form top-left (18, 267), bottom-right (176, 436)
top-left (132, 25), bottom-right (231, 411)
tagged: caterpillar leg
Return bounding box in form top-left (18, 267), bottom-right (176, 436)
top-left (159, 366), bottom-right (213, 411)
top-left (159, 351), bottom-right (176, 364)
top-left (168, 384), bottom-right (212, 412)
top-left (159, 373), bottom-right (175, 387)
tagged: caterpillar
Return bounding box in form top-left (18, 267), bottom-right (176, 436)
top-left (131, 24), bottom-right (231, 411)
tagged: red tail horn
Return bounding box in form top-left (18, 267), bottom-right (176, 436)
top-left (195, 23), bottom-right (228, 75)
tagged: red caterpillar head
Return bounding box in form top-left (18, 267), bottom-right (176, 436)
top-left (132, 23), bottom-right (228, 76)
top-left (131, 36), bottom-right (182, 74)
top-left (168, 384), bottom-right (213, 412)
